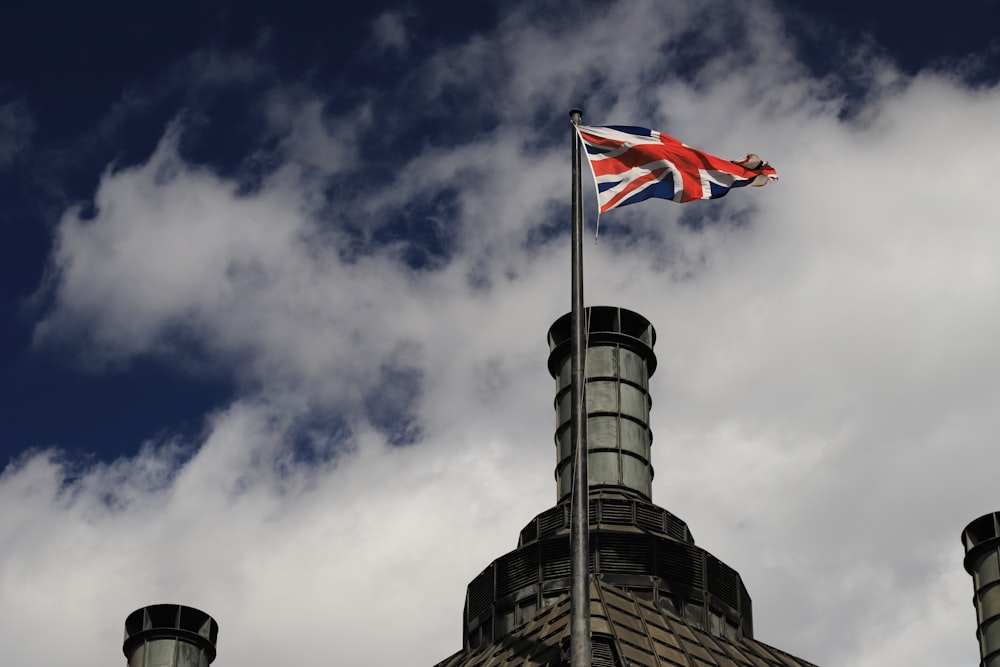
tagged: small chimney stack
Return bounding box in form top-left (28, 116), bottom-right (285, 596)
top-left (547, 306), bottom-right (657, 502)
top-left (963, 512), bottom-right (1000, 667)
top-left (123, 604), bottom-right (218, 667)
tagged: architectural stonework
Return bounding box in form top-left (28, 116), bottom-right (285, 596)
top-left (432, 307), bottom-right (818, 667)
top-left (435, 578), bottom-right (817, 667)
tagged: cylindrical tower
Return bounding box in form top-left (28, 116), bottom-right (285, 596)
top-left (964, 512), bottom-right (1000, 667)
top-left (123, 604), bottom-right (219, 667)
top-left (547, 306), bottom-right (657, 502)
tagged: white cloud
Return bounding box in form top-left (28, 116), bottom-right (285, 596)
top-left (0, 100), bottom-right (33, 168)
top-left (3, 2), bottom-right (997, 666)
top-left (371, 9), bottom-right (413, 54)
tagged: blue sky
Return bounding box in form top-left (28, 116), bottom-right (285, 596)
top-left (2, 1), bottom-right (1000, 665)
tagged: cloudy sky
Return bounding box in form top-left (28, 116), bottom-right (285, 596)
top-left (2, 1), bottom-right (999, 665)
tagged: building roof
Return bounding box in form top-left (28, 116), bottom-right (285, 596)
top-left (435, 578), bottom-right (817, 667)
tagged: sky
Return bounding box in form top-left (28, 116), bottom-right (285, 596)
top-left (1, 1), bottom-right (999, 665)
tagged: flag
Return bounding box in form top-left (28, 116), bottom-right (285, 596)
top-left (577, 125), bottom-right (777, 213)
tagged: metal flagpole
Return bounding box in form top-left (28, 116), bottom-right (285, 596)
top-left (568, 108), bottom-right (591, 667)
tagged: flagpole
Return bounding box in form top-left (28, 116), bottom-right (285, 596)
top-left (568, 108), bottom-right (591, 667)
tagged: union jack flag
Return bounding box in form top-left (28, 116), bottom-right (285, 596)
top-left (577, 125), bottom-right (777, 213)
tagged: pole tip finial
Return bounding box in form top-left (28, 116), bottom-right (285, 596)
top-left (569, 108), bottom-right (583, 119)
